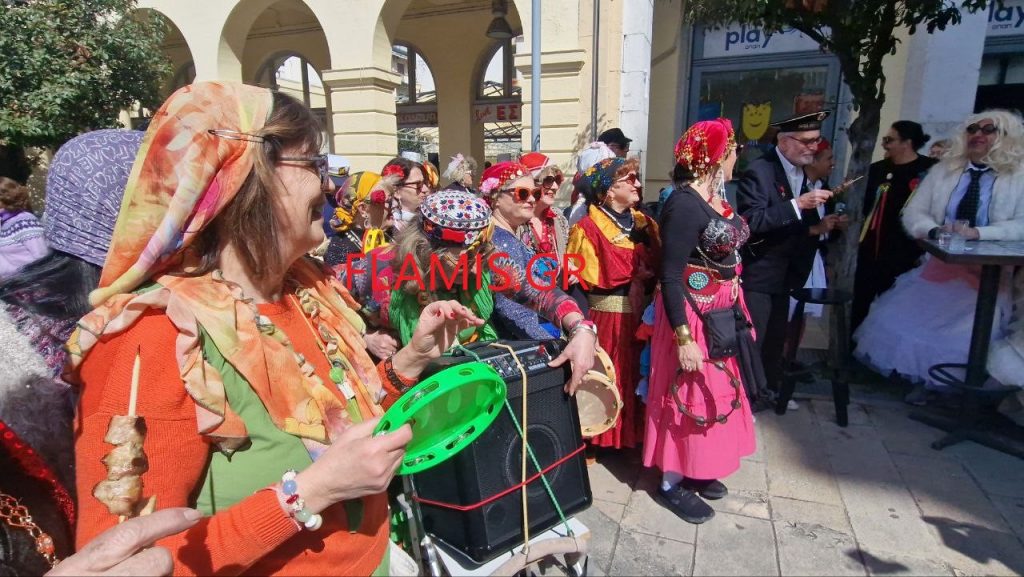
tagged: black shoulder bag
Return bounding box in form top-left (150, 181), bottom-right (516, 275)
top-left (681, 290), bottom-right (746, 359)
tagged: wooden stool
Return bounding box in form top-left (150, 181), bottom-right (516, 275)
top-left (775, 288), bottom-right (853, 427)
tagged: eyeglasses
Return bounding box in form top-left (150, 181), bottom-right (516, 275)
top-left (506, 187), bottom-right (541, 202)
top-left (616, 173), bottom-right (642, 188)
top-left (881, 136), bottom-right (899, 145)
top-left (541, 175), bottom-right (564, 189)
top-left (783, 134), bottom-right (823, 148)
top-left (279, 154), bottom-right (332, 192)
top-left (966, 123), bottom-right (999, 135)
top-left (401, 180), bottom-right (429, 192)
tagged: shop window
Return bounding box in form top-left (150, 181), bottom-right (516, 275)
top-left (696, 66), bottom-right (830, 168)
top-left (979, 53), bottom-right (1024, 86)
top-left (975, 52), bottom-right (1024, 113)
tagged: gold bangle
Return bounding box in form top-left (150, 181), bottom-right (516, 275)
top-left (675, 325), bottom-right (695, 347)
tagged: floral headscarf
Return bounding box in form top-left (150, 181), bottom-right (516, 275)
top-left (479, 161), bottom-right (530, 197)
top-left (576, 157), bottom-right (626, 206)
top-left (90, 82), bottom-right (273, 307)
top-left (422, 161), bottom-right (440, 191)
top-left (68, 82), bottom-right (384, 458)
top-left (673, 118), bottom-right (736, 178)
top-left (331, 171), bottom-right (383, 233)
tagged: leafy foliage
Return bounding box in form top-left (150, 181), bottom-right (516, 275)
top-left (0, 0), bottom-right (171, 151)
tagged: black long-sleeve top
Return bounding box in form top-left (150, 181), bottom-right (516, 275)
top-left (658, 186), bottom-right (748, 329)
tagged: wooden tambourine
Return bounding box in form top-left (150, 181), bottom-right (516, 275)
top-left (575, 345), bottom-right (622, 438)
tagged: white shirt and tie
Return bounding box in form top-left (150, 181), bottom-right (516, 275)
top-left (777, 149), bottom-right (827, 318)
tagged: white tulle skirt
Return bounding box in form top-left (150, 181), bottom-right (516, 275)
top-left (853, 256), bottom-right (1013, 390)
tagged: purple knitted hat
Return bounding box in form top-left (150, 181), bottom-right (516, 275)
top-left (44, 129), bottom-right (144, 267)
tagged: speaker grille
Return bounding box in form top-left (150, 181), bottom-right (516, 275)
top-left (412, 341), bottom-right (593, 565)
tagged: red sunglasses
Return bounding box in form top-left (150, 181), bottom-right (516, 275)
top-left (617, 173), bottom-right (642, 187)
top-left (507, 187), bottom-right (542, 202)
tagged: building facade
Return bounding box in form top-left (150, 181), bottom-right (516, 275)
top-left (138, 0), bottom-right (1023, 198)
top-left (143, 0), bottom-right (658, 178)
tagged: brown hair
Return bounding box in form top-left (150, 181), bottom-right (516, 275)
top-left (0, 177), bottom-right (33, 212)
top-left (613, 157), bottom-right (640, 180)
top-left (189, 91), bottom-right (324, 279)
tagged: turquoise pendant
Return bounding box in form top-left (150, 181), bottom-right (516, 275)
top-left (688, 271), bottom-right (710, 290)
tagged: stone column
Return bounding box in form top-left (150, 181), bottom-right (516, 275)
top-left (323, 66), bottom-right (401, 173)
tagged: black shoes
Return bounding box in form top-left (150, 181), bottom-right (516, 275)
top-left (682, 478), bottom-right (728, 500)
top-left (657, 485), bottom-right (715, 524)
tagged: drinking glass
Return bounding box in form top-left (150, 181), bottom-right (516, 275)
top-left (938, 231), bottom-right (953, 250)
top-left (952, 219), bottom-right (973, 252)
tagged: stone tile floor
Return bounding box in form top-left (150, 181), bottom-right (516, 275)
top-left (571, 398), bottom-right (1024, 576)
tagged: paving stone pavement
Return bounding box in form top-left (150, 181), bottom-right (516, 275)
top-left (573, 399), bottom-right (1024, 576)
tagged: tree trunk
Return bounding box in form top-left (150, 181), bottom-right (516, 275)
top-left (829, 100), bottom-right (881, 361)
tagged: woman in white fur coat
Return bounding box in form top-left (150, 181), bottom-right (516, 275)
top-left (854, 109), bottom-right (1024, 404)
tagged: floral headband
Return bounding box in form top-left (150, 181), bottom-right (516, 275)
top-left (674, 118), bottom-right (737, 177)
top-left (479, 161), bottom-right (529, 196)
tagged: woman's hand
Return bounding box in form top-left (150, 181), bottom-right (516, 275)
top-left (391, 300), bottom-right (485, 380)
top-left (46, 508), bottom-right (201, 576)
top-left (550, 329), bottom-right (597, 395)
top-left (294, 418), bottom-right (412, 515)
top-left (677, 342), bottom-right (703, 373)
top-left (411, 300), bottom-right (485, 358)
top-left (364, 330), bottom-right (399, 359)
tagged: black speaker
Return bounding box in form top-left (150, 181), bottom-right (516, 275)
top-left (411, 340), bottom-right (593, 565)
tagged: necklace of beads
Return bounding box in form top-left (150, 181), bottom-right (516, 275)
top-left (598, 205), bottom-right (634, 243)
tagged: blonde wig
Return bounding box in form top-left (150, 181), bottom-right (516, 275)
top-left (944, 109), bottom-right (1024, 174)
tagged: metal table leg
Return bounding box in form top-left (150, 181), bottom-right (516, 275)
top-left (910, 264), bottom-right (1003, 451)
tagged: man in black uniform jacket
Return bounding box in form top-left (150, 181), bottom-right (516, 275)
top-left (736, 111), bottom-right (834, 404)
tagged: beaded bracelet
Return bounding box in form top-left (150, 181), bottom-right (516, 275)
top-left (383, 355), bottom-right (417, 393)
top-left (281, 470), bottom-right (322, 531)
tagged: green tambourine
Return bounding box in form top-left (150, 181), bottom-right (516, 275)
top-left (374, 361), bottom-right (506, 474)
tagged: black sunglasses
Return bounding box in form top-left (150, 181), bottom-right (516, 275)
top-left (966, 123), bottom-right (999, 135)
top-left (280, 154), bottom-right (333, 192)
top-left (541, 174), bottom-right (564, 189)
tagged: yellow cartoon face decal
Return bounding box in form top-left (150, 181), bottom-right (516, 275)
top-left (742, 101), bottom-right (772, 141)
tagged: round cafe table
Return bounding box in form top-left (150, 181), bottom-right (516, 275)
top-left (911, 239), bottom-right (1024, 458)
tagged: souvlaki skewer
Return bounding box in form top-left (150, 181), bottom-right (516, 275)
top-left (92, 347), bottom-right (157, 520)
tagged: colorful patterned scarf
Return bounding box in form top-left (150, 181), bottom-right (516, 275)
top-left (67, 82), bottom-right (383, 456)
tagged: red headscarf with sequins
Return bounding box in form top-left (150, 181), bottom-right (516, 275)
top-left (673, 118), bottom-right (737, 178)
top-left (478, 161), bottom-right (530, 196)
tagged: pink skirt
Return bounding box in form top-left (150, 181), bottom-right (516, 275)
top-left (642, 286), bottom-right (757, 480)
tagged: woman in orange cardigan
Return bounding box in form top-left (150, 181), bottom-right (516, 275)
top-left (69, 82), bottom-right (480, 576)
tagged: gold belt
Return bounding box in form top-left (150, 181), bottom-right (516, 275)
top-left (588, 294), bottom-right (631, 314)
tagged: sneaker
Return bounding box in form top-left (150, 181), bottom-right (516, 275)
top-left (787, 399), bottom-right (800, 411)
top-left (656, 485), bottom-right (715, 524)
top-left (682, 478), bottom-right (728, 500)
